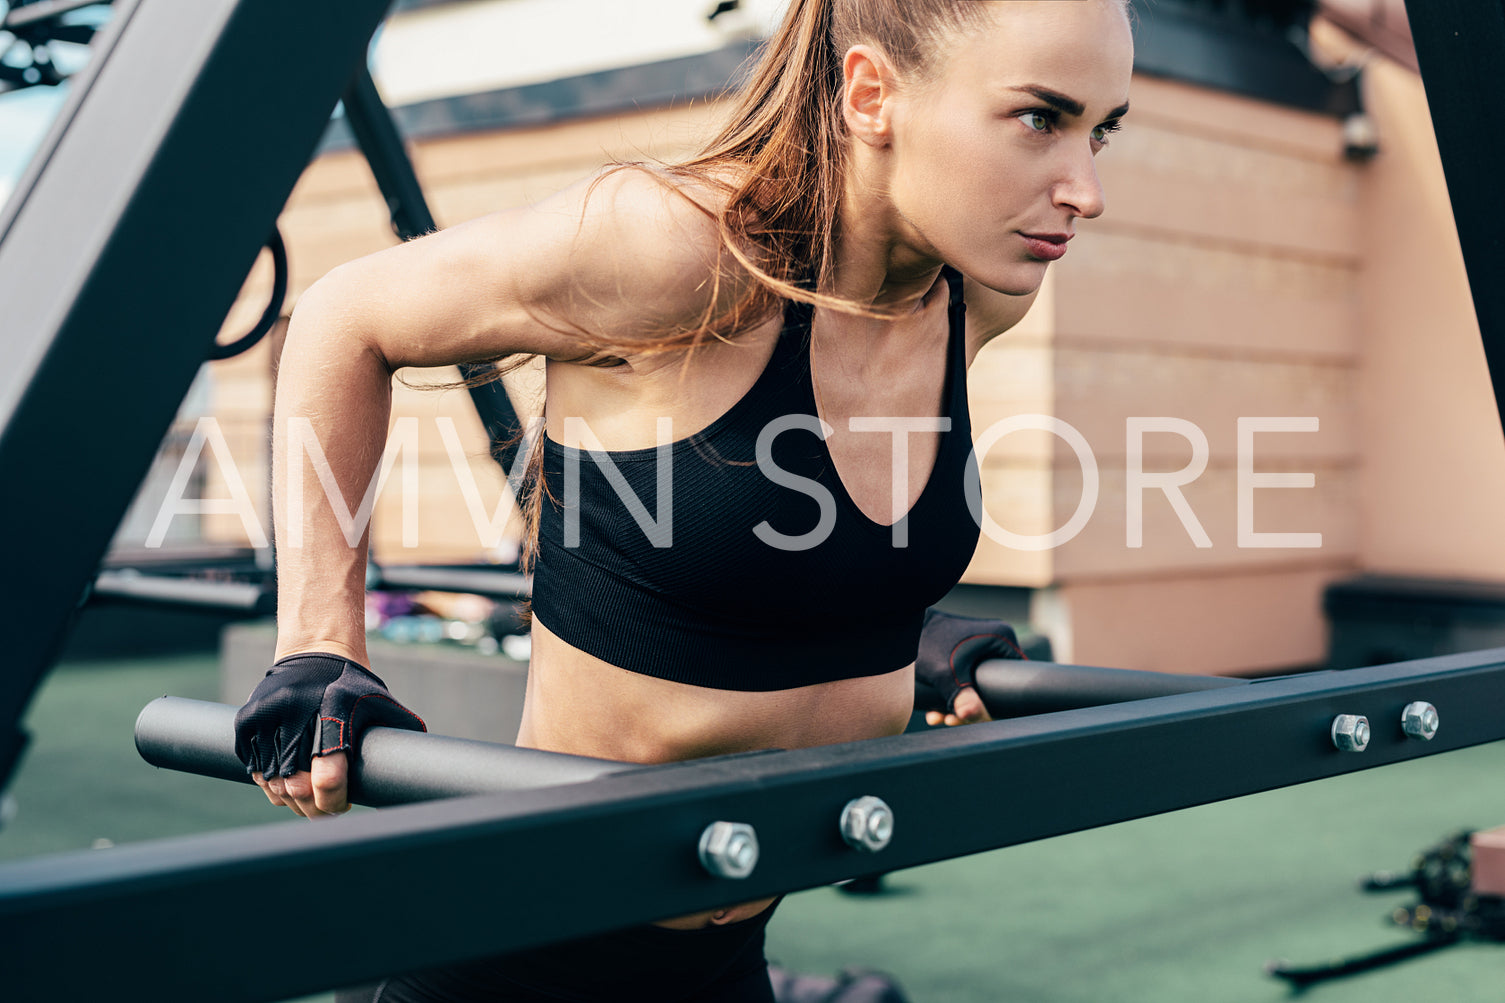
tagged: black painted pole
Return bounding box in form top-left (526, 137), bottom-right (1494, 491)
top-left (134, 697), bottom-right (634, 806)
top-left (975, 660), bottom-right (1249, 718)
top-left (138, 663), bottom-right (1248, 804)
top-left (1405, 0), bottom-right (1505, 443)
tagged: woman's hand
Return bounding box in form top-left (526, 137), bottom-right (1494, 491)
top-left (914, 608), bottom-right (1024, 725)
top-left (253, 752), bottom-right (350, 817)
top-left (235, 652), bottom-right (425, 818)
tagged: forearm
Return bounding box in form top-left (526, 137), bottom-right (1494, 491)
top-left (271, 279), bottom-right (394, 665)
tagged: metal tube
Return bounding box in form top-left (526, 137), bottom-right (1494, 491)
top-left (90, 570), bottom-right (270, 613)
top-left (139, 662), bottom-right (1249, 805)
top-left (372, 564), bottom-right (531, 599)
top-left (134, 697), bottom-right (634, 806)
top-left (975, 660), bottom-right (1249, 718)
top-left (1405, 0), bottom-right (1505, 442)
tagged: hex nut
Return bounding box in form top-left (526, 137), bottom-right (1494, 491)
top-left (1401, 702), bottom-right (1440, 741)
top-left (839, 795), bottom-right (895, 853)
top-left (1331, 714), bottom-right (1370, 752)
top-left (698, 821), bottom-right (759, 879)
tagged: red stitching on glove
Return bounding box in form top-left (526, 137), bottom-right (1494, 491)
top-left (316, 717), bottom-right (345, 757)
top-left (314, 694), bottom-right (428, 756)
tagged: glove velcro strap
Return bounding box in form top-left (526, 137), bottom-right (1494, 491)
top-left (316, 689), bottom-right (427, 757)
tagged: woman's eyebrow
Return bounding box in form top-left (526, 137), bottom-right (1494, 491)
top-left (1010, 84), bottom-right (1130, 122)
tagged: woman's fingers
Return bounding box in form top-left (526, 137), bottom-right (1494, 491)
top-left (253, 771), bottom-right (288, 807)
top-left (279, 771), bottom-right (318, 816)
top-left (254, 762), bottom-right (348, 818)
top-left (925, 689), bottom-right (993, 728)
top-left (311, 752), bottom-right (351, 815)
top-left (951, 687), bottom-right (992, 724)
top-left (280, 761), bottom-right (348, 817)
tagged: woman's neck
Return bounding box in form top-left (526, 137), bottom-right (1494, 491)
top-left (831, 175), bottom-right (945, 312)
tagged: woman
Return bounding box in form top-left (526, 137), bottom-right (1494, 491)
top-left (234, 0), bottom-right (1134, 999)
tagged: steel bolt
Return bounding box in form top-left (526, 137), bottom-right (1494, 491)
top-left (1401, 701), bottom-right (1440, 741)
top-left (839, 795), bottom-right (895, 853)
top-left (698, 821), bottom-right (759, 879)
top-left (1331, 714), bottom-right (1370, 752)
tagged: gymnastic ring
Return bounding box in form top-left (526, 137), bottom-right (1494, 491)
top-left (210, 225), bottom-right (288, 361)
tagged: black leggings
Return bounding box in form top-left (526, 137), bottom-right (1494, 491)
top-left (341, 903), bottom-right (778, 1003)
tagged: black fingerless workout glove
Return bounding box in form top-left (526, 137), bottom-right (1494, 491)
top-left (914, 608), bottom-right (1026, 714)
top-left (233, 652), bottom-right (426, 779)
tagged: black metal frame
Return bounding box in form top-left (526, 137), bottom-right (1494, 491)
top-left (5, 650), bottom-right (1504, 1001)
top-left (1405, 0), bottom-right (1505, 442)
top-left (1129, 0), bottom-right (1359, 116)
top-left (0, 0), bottom-right (397, 791)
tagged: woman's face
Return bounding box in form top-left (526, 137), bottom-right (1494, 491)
top-left (880, 0), bottom-right (1134, 295)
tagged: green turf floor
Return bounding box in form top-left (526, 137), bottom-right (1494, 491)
top-left (3, 655), bottom-right (1501, 1002)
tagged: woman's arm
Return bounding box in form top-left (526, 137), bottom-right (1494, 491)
top-left (253, 169), bottom-right (734, 814)
top-left (273, 169), bottom-right (732, 656)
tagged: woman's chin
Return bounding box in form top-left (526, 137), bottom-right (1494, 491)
top-left (968, 259), bottom-right (1050, 297)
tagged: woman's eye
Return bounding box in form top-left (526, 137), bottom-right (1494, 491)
top-left (1092, 121), bottom-right (1123, 145)
top-left (1018, 111), bottom-right (1052, 133)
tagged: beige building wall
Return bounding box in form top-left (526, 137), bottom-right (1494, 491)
top-left (203, 45), bottom-right (1500, 677)
top-left (968, 74), bottom-right (1363, 674)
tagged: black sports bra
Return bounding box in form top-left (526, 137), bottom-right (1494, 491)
top-left (530, 266), bottom-right (980, 690)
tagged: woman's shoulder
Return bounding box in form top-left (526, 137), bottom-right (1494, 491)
top-left (294, 163), bottom-right (761, 371)
top-left (531, 164), bottom-right (761, 344)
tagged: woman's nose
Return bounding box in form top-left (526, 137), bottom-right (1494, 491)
top-left (1054, 150), bottom-right (1106, 220)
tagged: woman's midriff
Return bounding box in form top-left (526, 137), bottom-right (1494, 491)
top-left (516, 618), bottom-right (916, 928)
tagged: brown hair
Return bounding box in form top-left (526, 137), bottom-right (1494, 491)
top-left (635, 0), bottom-right (1002, 336)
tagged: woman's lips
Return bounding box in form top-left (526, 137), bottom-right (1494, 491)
top-left (1019, 232), bottom-right (1072, 262)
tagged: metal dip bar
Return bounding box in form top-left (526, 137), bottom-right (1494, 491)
top-left (974, 660), bottom-right (1248, 717)
top-left (135, 697), bottom-right (634, 806)
top-left (135, 663), bottom-right (1248, 805)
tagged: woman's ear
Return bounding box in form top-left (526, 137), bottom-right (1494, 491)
top-left (842, 45), bottom-right (897, 147)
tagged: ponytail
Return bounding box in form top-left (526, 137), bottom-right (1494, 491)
top-left (690, 0), bottom-right (849, 303)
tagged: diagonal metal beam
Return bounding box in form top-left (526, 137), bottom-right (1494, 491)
top-left (1404, 0), bottom-right (1505, 440)
top-left (1, 650), bottom-right (1502, 1002)
top-left (0, 0), bottom-right (394, 792)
